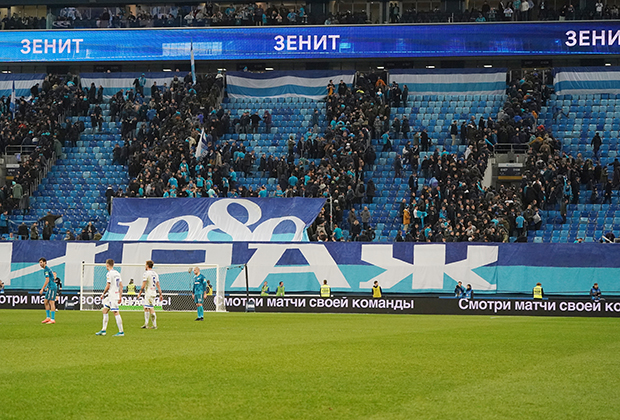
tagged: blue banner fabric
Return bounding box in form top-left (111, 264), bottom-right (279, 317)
top-left (226, 70), bottom-right (355, 100)
top-left (3, 241), bottom-right (620, 298)
top-left (0, 73), bottom-right (45, 99)
top-left (101, 197), bottom-right (326, 242)
top-left (554, 66), bottom-right (620, 95)
top-left (389, 68), bottom-right (507, 96)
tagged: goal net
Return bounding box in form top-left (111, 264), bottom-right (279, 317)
top-left (80, 263), bottom-right (236, 312)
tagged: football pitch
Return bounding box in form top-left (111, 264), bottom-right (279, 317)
top-left (1, 310), bottom-right (619, 420)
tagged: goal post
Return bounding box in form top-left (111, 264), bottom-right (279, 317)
top-left (80, 263), bottom-right (235, 312)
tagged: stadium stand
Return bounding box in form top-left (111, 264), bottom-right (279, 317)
top-left (0, 69), bottom-right (541, 242)
top-left (214, 70), bottom-right (512, 242)
top-left (26, 72), bottom-right (224, 241)
top-left (6, 62), bottom-right (620, 244)
top-left (1, 74), bottom-right (85, 239)
top-left (30, 100), bottom-right (127, 240)
top-left (534, 85), bottom-right (620, 243)
top-left (42, 3), bottom-right (620, 29)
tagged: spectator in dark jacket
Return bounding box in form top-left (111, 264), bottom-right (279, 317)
top-left (366, 179), bottom-right (375, 203)
top-left (42, 220), bottom-right (53, 240)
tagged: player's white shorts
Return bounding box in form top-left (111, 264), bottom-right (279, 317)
top-left (143, 294), bottom-right (156, 308)
top-left (103, 294), bottom-right (120, 311)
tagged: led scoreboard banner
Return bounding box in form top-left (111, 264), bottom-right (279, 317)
top-left (4, 21), bottom-right (620, 62)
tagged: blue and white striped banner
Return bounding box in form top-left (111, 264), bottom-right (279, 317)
top-left (389, 68), bottom-right (507, 95)
top-left (554, 66), bottom-right (620, 95)
top-left (0, 73), bottom-right (45, 101)
top-left (226, 70), bottom-right (355, 100)
top-left (80, 71), bottom-right (187, 99)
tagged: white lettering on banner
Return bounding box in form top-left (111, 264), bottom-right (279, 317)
top-left (44, 39), bottom-right (55, 54)
top-left (350, 298), bottom-right (413, 311)
top-left (557, 301), bottom-right (601, 312)
top-left (21, 38), bottom-right (83, 54)
top-left (359, 244), bottom-right (498, 290)
top-left (605, 302), bottom-right (620, 312)
top-left (274, 34), bottom-right (340, 51)
top-left (81, 295), bottom-right (102, 305)
top-left (3, 295), bottom-right (28, 306)
top-left (224, 296), bottom-right (264, 307)
top-left (265, 297), bottom-right (312, 308)
top-left (226, 297), bottom-right (242, 307)
top-left (230, 243), bottom-right (349, 289)
top-left (116, 199), bottom-right (307, 242)
top-left (565, 30), bottom-right (620, 47)
top-left (118, 218), bottom-right (149, 241)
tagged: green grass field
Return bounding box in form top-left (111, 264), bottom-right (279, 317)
top-left (1, 310), bottom-right (619, 420)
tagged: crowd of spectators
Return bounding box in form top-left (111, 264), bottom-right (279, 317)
top-left (0, 73), bottom-right (98, 240)
top-left (51, 4), bottom-right (312, 29)
top-left (2, 67), bottom-right (616, 244)
top-left (0, 1), bottom-right (617, 32)
top-left (0, 74), bottom-right (84, 215)
top-left (113, 72), bottom-right (228, 201)
top-left (323, 71), bottom-right (533, 243)
top-left (100, 70), bottom-right (379, 242)
top-left (101, 68), bottom-right (576, 244)
top-left (0, 2), bottom-right (602, 31)
top-left (0, 13), bottom-right (48, 30)
top-left (315, 70), bottom-right (563, 244)
top-left (401, 70), bottom-right (561, 243)
top-left (513, 71), bottom-right (619, 231)
top-left (398, 1), bottom-right (620, 23)
top-left (390, 72), bottom-right (552, 243)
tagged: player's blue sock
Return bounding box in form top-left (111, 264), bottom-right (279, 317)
top-left (50, 311), bottom-right (55, 320)
top-left (46, 310), bottom-right (50, 318)
top-left (199, 306), bottom-right (204, 318)
top-left (197, 307), bottom-right (201, 317)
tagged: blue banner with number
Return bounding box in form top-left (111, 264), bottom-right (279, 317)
top-left (101, 197), bottom-right (326, 242)
top-left (3, 22), bottom-right (620, 63)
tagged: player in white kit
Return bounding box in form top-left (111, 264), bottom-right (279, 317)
top-left (137, 260), bottom-right (163, 329)
top-left (95, 259), bottom-right (124, 337)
